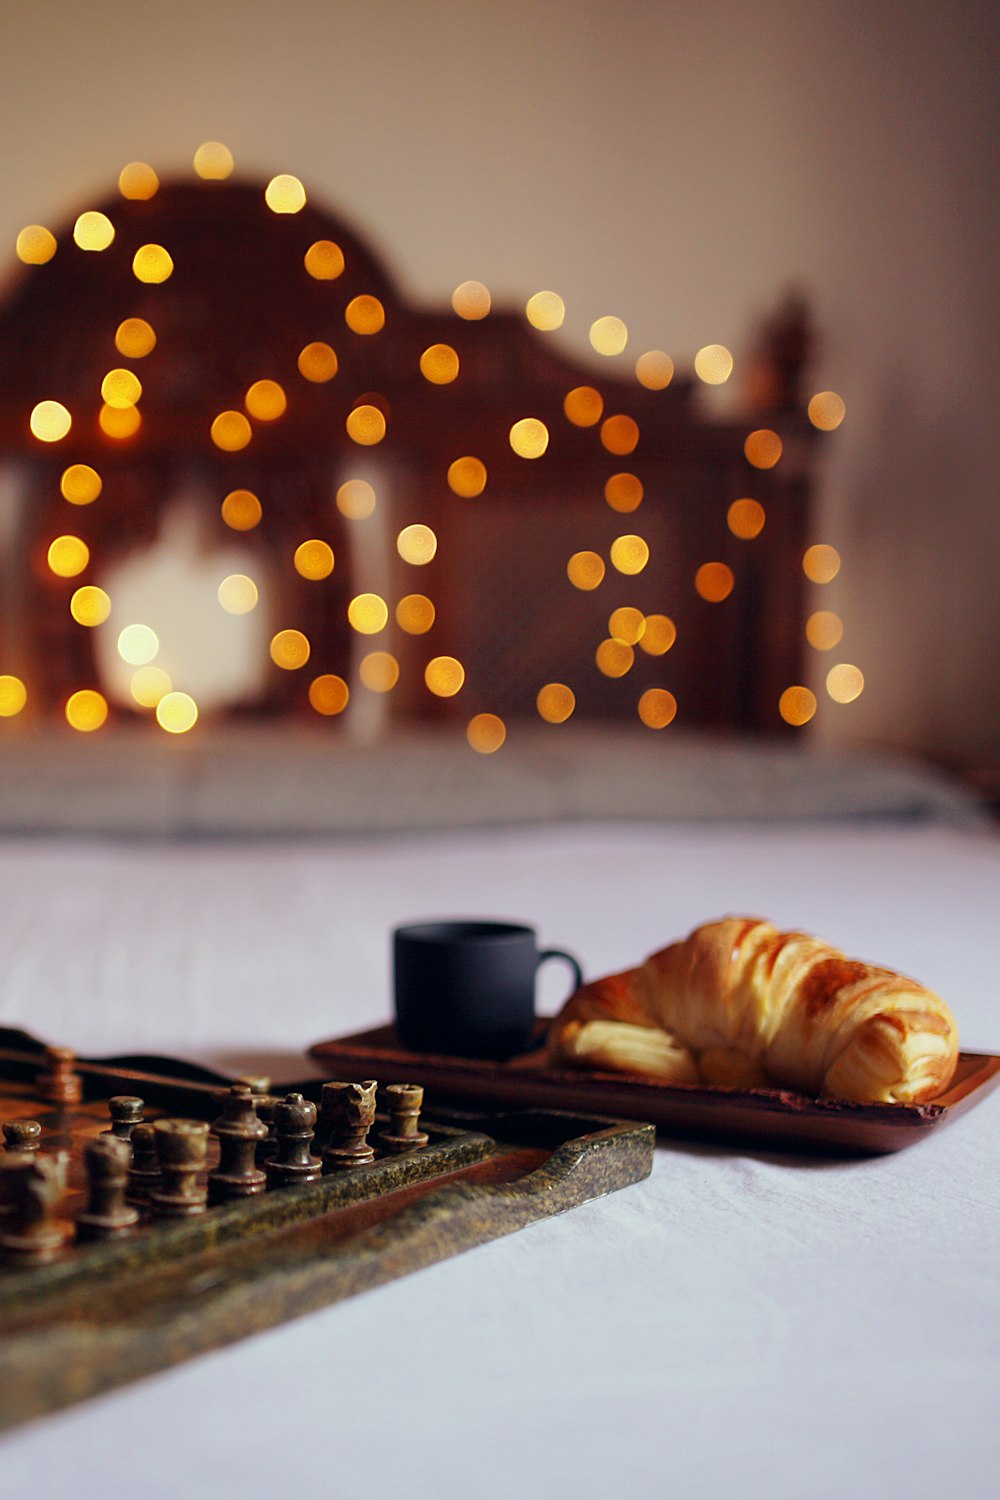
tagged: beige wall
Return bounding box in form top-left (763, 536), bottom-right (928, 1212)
top-left (1, 0), bottom-right (995, 762)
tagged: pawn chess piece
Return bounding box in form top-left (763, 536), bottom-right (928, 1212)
top-left (103, 1096), bottom-right (144, 1143)
top-left (37, 1046), bottom-right (83, 1105)
top-left (3, 1119), bottom-right (42, 1154)
top-left (127, 1122), bottom-right (162, 1205)
top-left (149, 1120), bottom-right (209, 1218)
top-left (378, 1083), bottom-right (429, 1155)
top-left (0, 1151), bottom-right (72, 1265)
top-left (321, 1080), bottom-right (377, 1173)
top-left (208, 1085), bottom-right (267, 1204)
top-left (251, 1094), bottom-right (280, 1167)
top-left (265, 1093), bottom-right (322, 1189)
top-left (76, 1136), bottom-right (139, 1242)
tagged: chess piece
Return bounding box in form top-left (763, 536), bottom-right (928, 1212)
top-left (76, 1136), bottom-right (139, 1242)
top-left (127, 1122), bottom-right (162, 1205)
top-left (208, 1085), bottom-right (267, 1204)
top-left (149, 1119), bottom-right (209, 1218)
top-left (265, 1093), bottom-right (322, 1188)
top-left (320, 1080), bottom-right (377, 1173)
top-left (378, 1083), bottom-right (429, 1155)
top-left (3, 1119), bottom-right (42, 1154)
top-left (251, 1094), bottom-right (280, 1166)
top-left (37, 1046), bottom-right (83, 1105)
top-left (103, 1096), bottom-right (144, 1143)
top-left (0, 1151), bottom-right (72, 1265)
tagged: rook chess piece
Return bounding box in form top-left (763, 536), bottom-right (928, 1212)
top-left (3, 1119), bottom-right (42, 1154)
top-left (127, 1122), bottom-right (161, 1205)
top-left (378, 1083), bottom-right (429, 1155)
top-left (0, 1151), bottom-right (72, 1265)
top-left (265, 1093), bottom-right (322, 1188)
top-left (208, 1085), bottom-right (267, 1204)
top-left (149, 1119), bottom-right (209, 1218)
top-left (76, 1136), bottom-right (139, 1241)
top-left (320, 1080), bottom-right (377, 1173)
top-left (37, 1046), bottom-right (83, 1105)
top-left (103, 1095), bottom-right (144, 1143)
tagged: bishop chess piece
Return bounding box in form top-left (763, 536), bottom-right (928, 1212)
top-left (103, 1096), bottom-right (144, 1142)
top-left (208, 1085), bottom-right (267, 1204)
top-left (150, 1119), bottom-right (209, 1218)
top-left (265, 1093), bottom-right (322, 1188)
top-left (127, 1122), bottom-right (161, 1205)
top-left (3, 1119), bottom-right (42, 1154)
top-left (320, 1080), bottom-right (377, 1173)
top-left (378, 1083), bottom-right (429, 1155)
top-left (76, 1136), bottom-right (139, 1242)
top-left (37, 1046), bottom-right (83, 1105)
top-left (0, 1150), bottom-right (72, 1265)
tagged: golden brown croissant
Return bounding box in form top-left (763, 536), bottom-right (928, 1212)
top-left (548, 917), bottom-right (959, 1104)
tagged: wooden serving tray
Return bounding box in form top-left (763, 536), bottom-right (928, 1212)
top-left (310, 1023), bottom-right (1000, 1156)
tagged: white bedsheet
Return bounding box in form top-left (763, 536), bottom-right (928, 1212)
top-left (1, 820), bottom-right (998, 1498)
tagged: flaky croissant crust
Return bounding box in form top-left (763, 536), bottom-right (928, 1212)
top-left (548, 917), bottom-right (959, 1104)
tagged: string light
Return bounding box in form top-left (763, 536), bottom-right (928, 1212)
top-left (694, 562), bottom-right (734, 601)
top-left (293, 540), bottom-right (334, 580)
top-left (808, 391), bottom-right (846, 431)
top-left (117, 624), bottom-right (158, 665)
top-left (596, 638), bottom-right (634, 677)
top-left (610, 535), bottom-right (649, 575)
top-left (130, 667), bottom-right (172, 707)
top-left (132, 244), bottom-right (173, 283)
top-left (346, 404), bottom-right (386, 445)
top-left (30, 401), bottom-right (71, 443)
top-left (115, 319), bottom-right (156, 358)
top-left (270, 630), bottom-right (311, 669)
top-left (264, 175), bottom-right (306, 214)
top-left (221, 490), bottom-right (262, 531)
top-left (298, 342), bottom-right (338, 382)
top-left (47, 535), bottom-right (89, 577)
top-left (397, 525), bottom-right (437, 565)
top-left (638, 689), bottom-right (677, 728)
top-left (604, 473), bottom-right (643, 513)
top-left (694, 345), bottom-right (733, 384)
top-left (99, 403), bottom-right (141, 439)
top-left (639, 615), bottom-right (677, 655)
top-left (826, 663), bottom-right (864, 703)
top-left (452, 281), bottom-right (491, 319)
top-left (336, 479), bottom-right (376, 519)
top-left (118, 162), bottom-right (159, 200)
top-left (66, 689), bottom-right (108, 732)
top-left (779, 686), bottom-right (817, 726)
top-left (345, 295), bottom-right (385, 334)
top-left (70, 586), bottom-right (111, 626)
top-left (16, 226), bottom-right (56, 264)
top-left (217, 574), bottom-right (259, 613)
top-left (73, 212), bottom-right (114, 251)
top-left (803, 544), bottom-right (841, 583)
top-left (309, 675), bottom-right (350, 715)
top-left (567, 551), bottom-right (605, 590)
top-left (396, 595), bottom-right (435, 634)
top-left (744, 429), bottom-right (783, 469)
top-left (359, 651), bottom-right (399, 691)
top-left (61, 465), bottom-right (102, 506)
top-left (447, 457), bottom-right (487, 497)
top-left (245, 380), bottom-right (287, 421)
top-left (608, 607), bottom-right (646, 645)
top-left (156, 692), bottom-right (198, 733)
top-left (727, 499), bottom-right (766, 539)
top-left (537, 683), bottom-right (575, 723)
top-left (425, 656), bottom-right (465, 697)
top-left (0, 676), bottom-right (27, 717)
top-left (211, 411), bottom-right (252, 452)
top-left (526, 291), bottom-right (565, 331)
top-left (635, 351), bottom-right (673, 389)
top-left (304, 240), bottom-right (345, 279)
top-left (600, 415), bottom-right (639, 455)
top-left (509, 418), bottom-right (549, 458)
top-left (348, 594), bottom-right (388, 634)
top-left (193, 142), bottom-right (234, 179)
top-left (467, 713), bottom-right (506, 753)
top-left (420, 344), bottom-right (460, 384)
top-left (590, 317), bottom-right (628, 356)
top-left (564, 387), bottom-right (604, 427)
top-left (806, 611), bottom-right (843, 650)
top-left (101, 369), bottom-right (142, 409)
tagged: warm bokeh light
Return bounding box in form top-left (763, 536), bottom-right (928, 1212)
top-left (294, 540), bottom-right (335, 580)
top-left (826, 663), bottom-right (865, 703)
top-left (265, 174), bottom-right (306, 214)
top-left (694, 345), bottom-right (734, 384)
top-left (30, 401), bottom-right (71, 443)
top-left (66, 689), bottom-right (108, 732)
top-left (115, 318), bottom-right (156, 358)
top-left (695, 561), bottom-right (735, 601)
top-left (0, 676), bottom-right (27, 717)
top-left (452, 280), bottom-right (491, 319)
top-left (217, 574), bottom-right (259, 614)
top-left (744, 428), bottom-right (783, 469)
top-left (808, 390), bottom-right (847, 431)
top-left (117, 623), bottom-right (159, 666)
top-left (304, 240), bottom-right (345, 280)
top-left (270, 629), bottom-right (311, 669)
top-left (600, 414), bottom-right (639, 456)
top-left (467, 713), bottom-right (506, 753)
top-left (420, 344), bottom-right (460, 384)
top-left (567, 551), bottom-right (605, 590)
top-left (130, 666), bottom-right (172, 708)
top-left (537, 683), bottom-right (575, 724)
top-left (245, 379), bottom-right (287, 422)
top-left (336, 479), bottom-right (376, 519)
top-left (526, 291), bottom-right (565, 331)
top-left (156, 692), bottom-right (198, 734)
top-left (397, 524), bottom-right (437, 565)
top-left (73, 211), bottom-right (114, 252)
top-left (425, 656), bottom-right (465, 697)
top-left (604, 473), bottom-right (643, 513)
top-left (359, 651), bottom-right (399, 692)
top-left (221, 489), bottom-right (262, 531)
top-left (346, 404), bottom-right (386, 446)
top-left (635, 351), bottom-right (674, 390)
top-left (348, 593), bottom-right (389, 634)
top-left (193, 141), bottom-right (234, 179)
top-left (70, 586), bottom-right (111, 626)
top-left (345, 295), bottom-right (385, 335)
top-left (509, 417), bottom-right (549, 458)
top-left (16, 225), bottom-right (56, 264)
top-left (596, 638), bottom-right (634, 677)
top-left (61, 464), bottom-right (102, 505)
top-left (806, 610), bottom-right (844, 650)
top-left (590, 316), bottom-right (628, 356)
top-left (563, 386), bottom-right (604, 427)
top-left (610, 534), bottom-right (649, 575)
top-left (803, 543), bottom-right (841, 583)
top-left (101, 368), bottom-right (142, 409)
top-left (639, 614), bottom-right (677, 655)
top-left (47, 535), bottom-right (89, 578)
top-left (608, 606), bottom-right (646, 645)
top-left (309, 675), bottom-right (350, 715)
top-left (99, 403), bottom-right (141, 439)
top-left (779, 686), bottom-right (817, 726)
top-left (118, 161), bottom-right (159, 200)
top-left (396, 594), bottom-right (436, 634)
top-left (447, 456), bottom-right (487, 497)
top-left (132, 244), bottom-right (173, 283)
top-left (211, 411), bottom-right (252, 452)
top-left (297, 342), bottom-right (338, 382)
top-left (727, 498), bottom-right (766, 539)
top-left (638, 688), bottom-right (677, 728)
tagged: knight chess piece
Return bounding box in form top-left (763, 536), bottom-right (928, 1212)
top-left (265, 1093), bottom-right (322, 1188)
top-left (127, 1122), bottom-right (162, 1205)
top-left (320, 1080), bottom-right (378, 1172)
top-left (378, 1083), bottom-right (429, 1155)
top-left (149, 1119), bottom-right (209, 1218)
top-left (103, 1096), bottom-right (144, 1143)
top-left (37, 1046), bottom-right (83, 1105)
top-left (0, 1150), bottom-right (72, 1265)
top-left (3, 1119), bottom-right (42, 1154)
top-left (76, 1136), bottom-right (139, 1242)
top-left (208, 1085), bottom-right (267, 1204)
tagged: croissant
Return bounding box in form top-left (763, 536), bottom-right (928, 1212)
top-left (548, 917), bottom-right (959, 1104)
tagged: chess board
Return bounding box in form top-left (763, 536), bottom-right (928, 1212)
top-left (0, 1028), bottom-right (652, 1431)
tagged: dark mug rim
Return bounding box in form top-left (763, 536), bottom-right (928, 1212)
top-left (395, 920), bottom-right (535, 945)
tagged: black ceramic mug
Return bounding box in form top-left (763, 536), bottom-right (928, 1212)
top-left (393, 920), bottom-right (584, 1060)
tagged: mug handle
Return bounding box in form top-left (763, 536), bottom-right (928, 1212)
top-left (537, 947), bottom-right (584, 1001)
